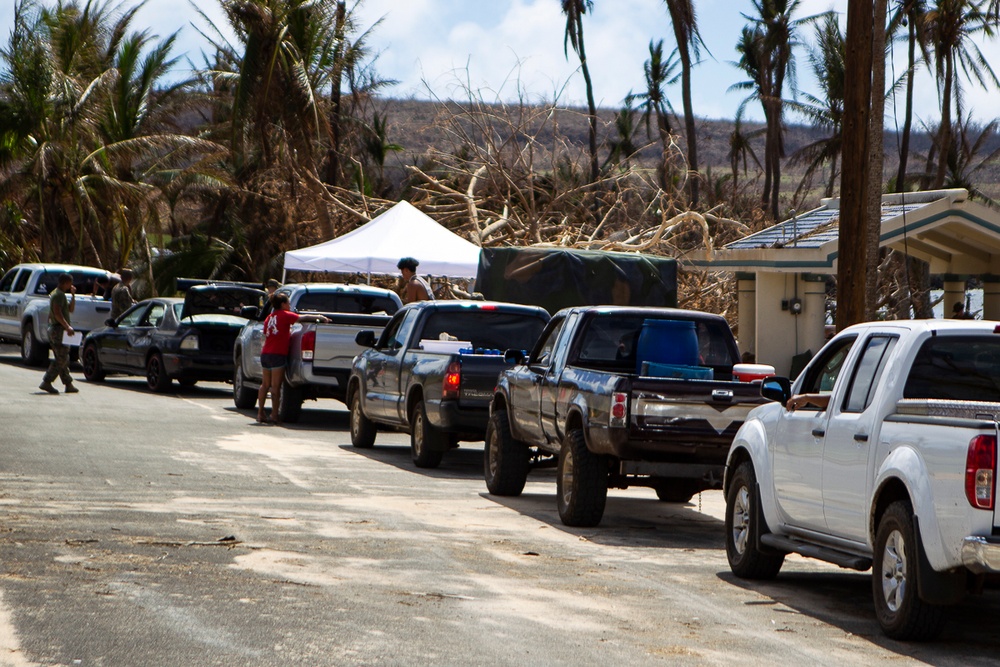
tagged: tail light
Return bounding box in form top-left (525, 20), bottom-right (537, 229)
top-left (610, 392), bottom-right (628, 427)
top-left (301, 330), bottom-right (316, 361)
top-left (443, 361), bottom-right (461, 399)
top-left (966, 435), bottom-right (997, 510)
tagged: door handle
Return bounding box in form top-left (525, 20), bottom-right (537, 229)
top-left (811, 428), bottom-right (825, 438)
top-left (854, 433), bottom-right (869, 442)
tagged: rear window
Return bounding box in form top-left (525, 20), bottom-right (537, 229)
top-left (295, 292), bottom-right (399, 315)
top-left (418, 309), bottom-right (548, 351)
top-left (904, 336), bottom-right (1000, 402)
top-left (34, 269), bottom-right (109, 295)
top-left (573, 315), bottom-right (736, 376)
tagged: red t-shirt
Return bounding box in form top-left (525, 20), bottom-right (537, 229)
top-left (261, 309), bottom-right (301, 355)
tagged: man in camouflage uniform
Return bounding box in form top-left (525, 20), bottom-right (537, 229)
top-left (110, 268), bottom-right (137, 320)
top-left (39, 273), bottom-right (78, 394)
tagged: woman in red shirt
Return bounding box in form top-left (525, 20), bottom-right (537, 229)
top-left (257, 292), bottom-right (329, 424)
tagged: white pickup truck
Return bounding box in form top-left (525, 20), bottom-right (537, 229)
top-left (0, 263), bottom-right (116, 365)
top-left (232, 283), bottom-right (401, 422)
top-left (725, 320), bottom-right (1000, 639)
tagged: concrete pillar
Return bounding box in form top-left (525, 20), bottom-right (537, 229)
top-left (800, 275), bottom-right (828, 364)
top-left (984, 277), bottom-right (1000, 321)
top-left (753, 273), bottom-right (829, 377)
top-left (737, 275), bottom-right (756, 360)
top-left (942, 279), bottom-right (967, 319)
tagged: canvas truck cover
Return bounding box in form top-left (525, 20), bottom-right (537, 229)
top-left (475, 248), bottom-right (677, 314)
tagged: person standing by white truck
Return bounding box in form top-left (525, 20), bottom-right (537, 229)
top-left (725, 319), bottom-right (1000, 640)
top-left (38, 273), bottom-right (78, 394)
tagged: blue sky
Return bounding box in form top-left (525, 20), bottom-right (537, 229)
top-left (3, 0), bottom-right (994, 127)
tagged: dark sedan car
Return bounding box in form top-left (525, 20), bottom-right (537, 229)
top-left (80, 285), bottom-right (265, 392)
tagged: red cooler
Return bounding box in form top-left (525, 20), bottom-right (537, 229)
top-left (733, 363), bottom-right (775, 383)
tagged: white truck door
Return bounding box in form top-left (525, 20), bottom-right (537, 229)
top-left (0, 268), bottom-right (24, 338)
top-left (822, 334), bottom-right (898, 541)
top-left (772, 335), bottom-right (858, 532)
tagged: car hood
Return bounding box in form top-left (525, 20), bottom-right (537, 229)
top-left (181, 285), bottom-right (265, 321)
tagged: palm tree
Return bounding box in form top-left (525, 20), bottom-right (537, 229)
top-left (924, 0), bottom-right (1000, 189)
top-left (561, 0), bottom-right (599, 184)
top-left (787, 12), bottom-right (845, 199)
top-left (634, 40), bottom-right (679, 192)
top-left (727, 106), bottom-right (764, 205)
top-left (664, 0), bottom-right (707, 205)
top-left (0, 0), bottom-right (211, 269)
top-left (889, 0), bottom-right (931, 191)
top-left (736, 0), bottom-right (808, 220)
top-left (605, 94), bottom-right (641, 169)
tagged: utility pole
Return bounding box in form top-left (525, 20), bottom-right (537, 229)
top-left (837, 0), bottom-right (875, 330)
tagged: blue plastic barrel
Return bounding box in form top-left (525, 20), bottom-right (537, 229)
top-left (636, 319), bottom-right (699, 373)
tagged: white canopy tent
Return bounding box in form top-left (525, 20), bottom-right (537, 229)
top-left (283, 201), bottom-right (482, 280)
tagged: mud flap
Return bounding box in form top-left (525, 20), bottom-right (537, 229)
top-left (914, 516), bottom-right (966, 605)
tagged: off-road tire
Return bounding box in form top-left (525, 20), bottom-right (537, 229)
top-left (872, 501), bottom-right (947, 640)
top-left (21, 325), bottom-right (48, 367)
top-left (484, 409), bottom-right (529, 496)
top-left (81, 343), bottom-right (105, 382)
top-left (725, 461), bottom-right (785, 579)
top-left (349, 390), bottom-right (377, 448)
top-left (556, 429), bottom-right (608, 527)
top-left (233, 363), bottom-right (257, 409)
top-left (653, 478), bottom-right (702, 503)
top-left (146, 353), bottom-right (172, 393)
top-left (278, 382), bottom-right (304, 423)
top-left (410, 400), bottom-right (446, 468)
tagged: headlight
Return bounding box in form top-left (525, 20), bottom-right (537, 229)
top-left (180, 334), bottom-right (199, 351)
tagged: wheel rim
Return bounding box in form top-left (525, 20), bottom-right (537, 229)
top-left (487, 429), bottom-right (500, 479)
top-left (22, 332), bottom-right (32, 359)
top-left (147, 357), bottom-right (161, 387)
top-left (234, 366), bottom-right (244, 397)
top-left (881, 528), bottom-right (907, 613)
top-left (83, 348), bottom-right (97, 377)
top-left (413, 409), bottom-right (424, 456)
top-left (732, 485), bottom-right (751, 556)
top-left (561, 447), bottom-right (575, 507)
top-left (350, 396), bottom-right (361, 439)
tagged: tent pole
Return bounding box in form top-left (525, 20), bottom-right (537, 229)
top-left (367, 271), bottom-right (371, 285)
top-left (281, 268), bottom-right (287, 284)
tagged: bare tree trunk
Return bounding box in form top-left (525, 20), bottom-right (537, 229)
top-left (895, 12), bottom-right (917, 190)
top-left (838, 0), bottom-right (875, 330)
top-left (865, 0), bottom-right (887, 321)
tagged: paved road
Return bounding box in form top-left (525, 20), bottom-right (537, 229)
top-left (1, 344), bottom-right (1000, 666)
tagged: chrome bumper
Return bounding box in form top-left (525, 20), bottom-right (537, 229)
top-left (961, 536), bottom-right (1000, 574)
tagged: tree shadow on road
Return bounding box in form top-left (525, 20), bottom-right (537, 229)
top-left (720, 569), bottom-right (1000, 661)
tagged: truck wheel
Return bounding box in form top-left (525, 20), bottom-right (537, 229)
top-left (410, 400), bottom-right (445, 469)
top-left (21, 326), bottom-right (48, 367)
top-left (725, 461), bottom-right (785, 579)
top-left (556, 428), bottom-right (608, 527)
top-left (278, 382), bottom-right (303, 423)
top-left (146, 353), bottom-right (172, 393)
top-left (653, 478), bottom-right (702, 503)
top-left (233, 364), bottom-right (257, 409)
top-left (872, 501), bottom-right (946, 640)
top-left (484, 409), bottom-right (529, 496)
top-left (349, 390), bottom-right (376, 449)
top-left (81, 344), bottom-right (105, 382)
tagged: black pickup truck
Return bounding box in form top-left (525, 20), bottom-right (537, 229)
top-left (487, 306), bottom-right (766, 527)
top-left (348, 301), bottom-right (550, 468)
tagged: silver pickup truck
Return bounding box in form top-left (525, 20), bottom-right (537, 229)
top-left (232, 283), bottom-right (402, 421)
top-left (0, 263), bottom-right (116, 366)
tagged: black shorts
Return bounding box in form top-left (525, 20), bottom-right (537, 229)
top-left (260, 353), bottom-right (287, 370)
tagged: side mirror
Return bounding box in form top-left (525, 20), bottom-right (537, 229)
top-left (503, 349), bottom-right (526, 365)
top-left (240, 305), bottom-right (260, 320)
top-left (355, 330), bottom-right (376, 348)
top-left (105, 318), bottom-right (117, 327)
top-left (760, 376), bottom-right (792, 405)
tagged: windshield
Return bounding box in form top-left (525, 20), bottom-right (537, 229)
top-left (418, 310), bottom-right (547, 351)
top-left (34, 269), bottom-right (110, 296)
top-left (172, 303), bottom-right (247, 326)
